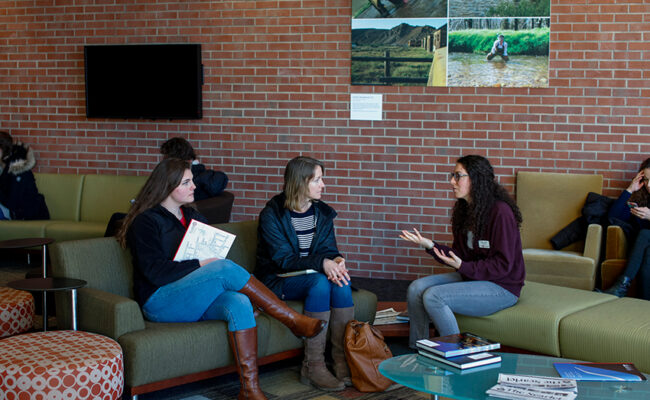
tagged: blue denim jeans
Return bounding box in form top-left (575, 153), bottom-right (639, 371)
top-left (622, 229), bottom-right (650, 300)
top-left (280, 272), bottom-right (353, 312)
top-left (142, 259), bottom-right (256, 331)
top-left (407, 272), bottom-right (518, 347)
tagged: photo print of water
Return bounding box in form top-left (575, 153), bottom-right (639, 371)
top-left (351, 0), bottom-right (550, 87)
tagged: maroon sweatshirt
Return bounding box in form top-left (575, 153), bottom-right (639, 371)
top-left (427, 200), bottom-right (526, 297)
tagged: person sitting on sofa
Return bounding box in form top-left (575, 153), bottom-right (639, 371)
top-left (256, 156), bottom-right (354, 392)
top-left (604, 157), bottom-right (650, 299)
top-left (160, 136), bottom-right (228, 201)
top-left (115, 158), bottom-right (326, 400)
top-left (0, 130), bottom-right (49, 220)
top-left (400, 154), bottom-right (525, 347)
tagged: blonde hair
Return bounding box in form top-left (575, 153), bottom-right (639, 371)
top-left (283, 156), bottom-right (324, 211)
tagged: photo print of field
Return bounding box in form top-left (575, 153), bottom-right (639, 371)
top-left (351, 0), bottom-right (550, 87)
top-left (351, 18), bottom-right (448, 86)
top-left (447, 18), bottom-right (549, 87)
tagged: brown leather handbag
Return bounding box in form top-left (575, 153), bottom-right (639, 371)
top-left (343, 320), bottom-right (394, 392)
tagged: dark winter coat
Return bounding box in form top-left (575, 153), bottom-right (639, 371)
top-left (256, 193), bottom-right (342, 294)
top-left (0, 143), bottom-right (49, 220)
top-left (191, 162), bottom-right (228, 201)
top-left (550, 192), bottom-right (614, 250)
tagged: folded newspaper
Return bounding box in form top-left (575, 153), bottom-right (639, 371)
top-left (486, 374), bottom-right (577, 400)
top-left (373, 307), bottom-right (408, 325)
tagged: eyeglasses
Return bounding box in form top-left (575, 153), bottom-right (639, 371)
top-left (450, 172), bottom-right (469, 181)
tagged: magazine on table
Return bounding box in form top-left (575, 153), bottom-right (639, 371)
top-left (418, 354), bottom-right (502, 375)
top-left (372, 307), bottom-right (409, 325)
top-left (486, 373), bottom-right (577, 400)
top-left (173, 219), bottom-right (236, 262)
top-left (417, 350), bottom-right (501, 369)
top-left (416, 332), bottom-right (500, 358)
top-left (553, 362), bottom-right (646, 381)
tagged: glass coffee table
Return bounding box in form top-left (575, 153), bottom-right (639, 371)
top-left (379, 353), bottom-right (650, 400)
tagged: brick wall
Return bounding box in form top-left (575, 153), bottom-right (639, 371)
top-left (1, 0), bottom-right (649, 279)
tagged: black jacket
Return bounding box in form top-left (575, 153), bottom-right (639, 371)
top-left (550, 192), bottom-right (614, 250)
top-left (256, 193), bottom-right (342, 292)
top-left (0, 143), bottom-right (49, 220)
top-left (191, 162), bottom-right (228, 201)
top-left (127, 205), bottom-right (204, 306)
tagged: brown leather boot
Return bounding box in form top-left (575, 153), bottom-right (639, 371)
top-left (239, 276), bottom-right (326, 338)
top-left (228, 328), bottom-right (267, 400)
top-left (300, 310), bottom-right (345, 392)
top-left (330, 306), bottom-right (354, 386)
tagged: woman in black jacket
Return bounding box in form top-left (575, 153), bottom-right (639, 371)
top-left (0, 130), bottom-right (49, 220)
top-left (115, 158), bottom-right (325, 400)
top-left (256, 156), bottom-right (353, 392)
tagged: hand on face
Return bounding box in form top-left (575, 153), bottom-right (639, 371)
top-left (627, 171), bottom-right (646, 193)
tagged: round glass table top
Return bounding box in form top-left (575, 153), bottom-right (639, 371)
top-left (379, 353), bottom-right (650, 400)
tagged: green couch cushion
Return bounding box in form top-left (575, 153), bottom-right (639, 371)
top-left (559, 297), bottom-right (650, 373)
top-left (456, 281), bottom-right (616, 356)
top-left (215, 219), bottom-right (259, 273)
top-left (522, 249), bottom-right (597, 291)
top-left (80, 174), bottom-right (146, 223)
top-left (0, 220), bottom-right (48, 240)
top-left (45, 221), bottom-right (107, 241)
top-left (35, 173), bottom-right (83, 221)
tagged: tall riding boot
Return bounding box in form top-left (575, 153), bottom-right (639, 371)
top-left (329, 306), bottom-right (354, 387)
top-left (604, 276), bottom-right (631, 298)
top-left (300, 310), bottom-right (345, 391)
top-left (239, 276), bottom-right (326, 338)
top-left (228, 327), bottom-right (267, 400)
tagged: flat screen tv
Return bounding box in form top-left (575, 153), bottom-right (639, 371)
top-left (84, 44), bottom-right (203, 119)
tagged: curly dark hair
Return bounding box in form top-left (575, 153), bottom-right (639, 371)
top-left (451, 155), bottom-right (522, 239)
top-left (628, 157), bottom-right (650, 207)
top-left (160, 137), bottom-right (197, 161)
top-left (0, 131), bottom-right (13, 161)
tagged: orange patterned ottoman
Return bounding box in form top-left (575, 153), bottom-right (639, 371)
top-left (0, 286), bottom-right (34, 338)
top-left (0, 330), bottom-right (124, 400)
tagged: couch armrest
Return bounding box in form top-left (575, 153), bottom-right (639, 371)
top-left (76, 287), bottom-right (146, 340)
top-left (582, 223), bottom-right (602, 264)
top-left (606, 225), bottom-right (627, 260)
top-left (192, 191), bottom-right (235, 224)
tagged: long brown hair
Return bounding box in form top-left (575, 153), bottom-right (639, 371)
top-left (116, 158), bottom-right (190, 247)
top-left (283, 156), bottom-right (324, 211)
top-left (628, 157), bottom-right (650, 207)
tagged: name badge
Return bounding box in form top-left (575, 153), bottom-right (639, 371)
top-left (478, 240), bottom-right (490, 249)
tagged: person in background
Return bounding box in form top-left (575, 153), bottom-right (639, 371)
top-left (160, 136), bottom-right (228, 201)
top-left (603, 158), bottom-right (650, 299)
top-left (487, 34), bottom-right (509, 61)
top-left (0, 130), bottom-right (49, 220)
top-left (400, 155), bottom-right (525, 347)
top-left (115, 158), bottom-right (325, 400)
top-left (256, 156), bottom-right (353, 392)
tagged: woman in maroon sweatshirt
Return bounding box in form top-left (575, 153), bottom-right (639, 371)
top-left (400, 155), bottom-right (525, 347)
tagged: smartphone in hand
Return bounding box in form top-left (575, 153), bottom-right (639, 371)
top-left (628, 202), bottom-right (638, 208)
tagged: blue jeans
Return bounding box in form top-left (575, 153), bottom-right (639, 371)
top-left (407, 272), bottom-right (518, 347)
top-left (281, 272), bottom-right (353, 312)
top-left (142, 259), bottom-right (256, 331)
top-left (622, 229), bottom-right (650, 300)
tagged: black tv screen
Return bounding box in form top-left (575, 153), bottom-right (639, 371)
top-left (84, 44), bottom-right (203, 119)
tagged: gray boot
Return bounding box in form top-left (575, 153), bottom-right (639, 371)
top-left (329, 306), bottom-right (354, 387)
top-left (300, 310), bottom-right (345, 392)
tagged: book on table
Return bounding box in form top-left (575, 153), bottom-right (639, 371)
top-left (416, 332), bottom-right (500, 358)
top-left (372, 307), bottom-right (409, 325)
top-left (553, 362), bottom-right (647, 381)
top-left (396, 311), bottom-right (409, 321)
top-left (417, 350), bottom-right (501, 370)
top-left (173, 219), bottom-right (236, 262)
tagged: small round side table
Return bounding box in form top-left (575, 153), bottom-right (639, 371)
top-left (0, 237), bottom-right (54, 277)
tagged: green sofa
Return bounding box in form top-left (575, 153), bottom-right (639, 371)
top-left (0, 173), bottom-right (235, 243)
top-left (50, 219), bottom-right (378, 399)
top-left (457, 281), bottom-right (650, 373)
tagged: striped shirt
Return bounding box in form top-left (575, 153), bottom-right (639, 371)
top-left (290, 205), bottom-right (316, 257)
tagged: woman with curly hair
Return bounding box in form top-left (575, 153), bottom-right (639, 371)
top-left (603, 157), bottom-right (650, 299)
top-left (400, 155), bottom-right (525, 346)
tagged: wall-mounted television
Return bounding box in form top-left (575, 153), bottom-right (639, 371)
top-left (84, 44), bottom-right (203, 120)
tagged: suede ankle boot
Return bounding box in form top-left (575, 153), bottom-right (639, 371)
top-left (300, 310), bottom-right (345, 392)
top-left (239, 276), bottom-right (326, 338)
top-left (329, 306), bottom-right (354, 387)
top-left (604, 276), bottom-right (631, 298)
top-left (228, 327), bottom-right (267, 400)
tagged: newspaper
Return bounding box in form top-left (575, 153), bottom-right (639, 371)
top-left (486, 374), bottom-right (577, 400)
top-left (373, 308), bottom-right (408, 325)
top-left (173, 219), bottom-right (236, 261)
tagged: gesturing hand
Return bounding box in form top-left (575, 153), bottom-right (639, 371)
top-left (432, 247), bottom-right (462, 270)
top-left (399, 228), bottom-right (434, 250)
top-left (323, 257), bottom-right (350, 287)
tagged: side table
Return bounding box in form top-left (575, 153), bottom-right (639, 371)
top-left (7, 277), bottom-right (87, 331)
top-left (0, 237), bottom-right (54, 277)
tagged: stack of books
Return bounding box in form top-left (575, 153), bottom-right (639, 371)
top-left (416, 332), bottom-right (502, 369)
top-left (373, 308), bottom-right (409, 325)
top-left (486, 373), bottom-right (577, 400)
